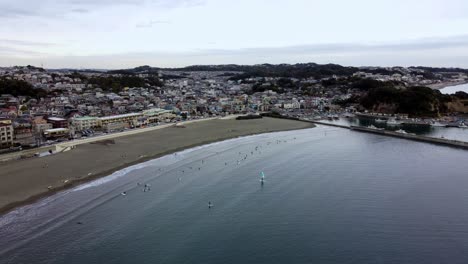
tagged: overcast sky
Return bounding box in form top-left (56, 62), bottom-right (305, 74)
top-left (1, 0), bottom-right (468, 69)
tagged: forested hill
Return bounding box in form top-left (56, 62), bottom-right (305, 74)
top-left (108, 63), bottom-right (360, 79)
top-left (0, 78), bottom-right (47, 98)
top-left (109, 63), bottom-right (468, 81)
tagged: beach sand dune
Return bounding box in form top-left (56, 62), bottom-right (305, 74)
top-left (0, 117), bottom-right (313, 215)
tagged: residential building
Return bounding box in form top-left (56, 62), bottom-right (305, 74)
top-left (47, 117), bottom-right (69, 128)
top-left (43, 128), bottom-right (70, 139)
top-left (0, 120), bottom-right (14, 148)
top-left (71, 116), bottom-right (99, 132)
top-left (99, 113), bottom-right (143, 130)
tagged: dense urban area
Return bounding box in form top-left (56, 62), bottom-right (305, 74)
top-left (1, 63), bottom-right (468, 152)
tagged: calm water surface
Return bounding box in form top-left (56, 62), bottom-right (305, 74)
top-left (441, 83), bottom-right (468, 94)
top-left (1, 126), bottom-right (468, 264)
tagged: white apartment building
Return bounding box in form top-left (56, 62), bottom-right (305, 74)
top-left (71, 117), bottom-right (100, 131)
top-left (0, 123), bottom-right (14, 148)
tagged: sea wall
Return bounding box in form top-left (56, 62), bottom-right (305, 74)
top-left (300, 119), bottom-right (468, 150)
top-left (350, 126), bottom-right (468, 150)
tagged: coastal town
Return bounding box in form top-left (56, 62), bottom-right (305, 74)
top-left (1, 64), bottom-right (468, 152)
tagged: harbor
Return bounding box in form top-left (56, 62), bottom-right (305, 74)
top-left (349, 125), bottom-right (468, 150)
top-left (304, 119), bottom-right (468, 150)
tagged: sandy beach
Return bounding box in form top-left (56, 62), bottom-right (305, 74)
top-left (0, 117), bottom-right (314, 215)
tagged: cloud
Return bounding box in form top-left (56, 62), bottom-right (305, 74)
top-left (1, 34), bottom-right (468, 68)
top-left (136, 20), bottom-right (172, 28)
top-left (0, 0), bottom-right (205, 19)
top-left (0, 46), bottom-right (46, 56)
top-left (0, 39), bottom-right (55, 47)
top-left (192, 35), bottom-right (468, 56)
top-left (71, 8), bottom-right (89, 13)
top-left (0, 6), bottom-right (37, 18)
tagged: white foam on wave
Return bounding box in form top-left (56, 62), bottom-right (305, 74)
top-left (73, 159), bottom-right (158, 191)
top-left (72, 130), bottom-right (296, 191)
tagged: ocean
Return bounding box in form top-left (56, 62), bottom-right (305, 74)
top-left (441, 83), bottom-right (468, 94)
top-left (1, 126), bottom-right (468, 264)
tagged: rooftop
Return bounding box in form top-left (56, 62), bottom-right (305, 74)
top-left (44, 128), bottom-right (69, 133)
top-left (48, 117), bottom-right (67, 121)
top-left (73, 116), bottom-right (98, 121)
top-left (99, 113), bottom-right (142, 121)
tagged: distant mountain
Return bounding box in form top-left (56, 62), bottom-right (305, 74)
top-left (106, 63), bottom-right (359, 79)
top-left (103, 63), bottom-right (468, 80)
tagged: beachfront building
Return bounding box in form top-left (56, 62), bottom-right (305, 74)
top-left (142, 108), bottom-right (174, 124)
top-left (13, 119), bottom-right (36, 147)
top-left (43, 128), bottom-right (70, 140)
top-left (99, 113), bottom-right (143, 132)
top-left (47, 117), bottom-right (69, 128)
top-left (71, 116), bottom-right (99, 132)
top-left (0, 120), bottom-right (14, 149)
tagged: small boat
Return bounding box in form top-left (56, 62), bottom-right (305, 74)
top-left (121, 192), bottom-right (127, 196)
top-left (395, 129), bottom-right (408, 134)
top-left (208, 201), bottom-right (213, 208)
top-left (430, 121), bottom-right (446, 127)
top-left (260, 171), bottom-right (265, 184)
top-left (459, 123), bottom-right (468, 128)
top-left (368, 125), bottom-right (384, 131)
top-left (387, 118), bottom-right (401, 126)
top-left (375, 118), bottom-right (387, 123)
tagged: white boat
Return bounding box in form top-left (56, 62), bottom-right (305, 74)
top-left (395, 129), bottom-right (408, 134)
top-left (459, 123), bottom-right (468, 128)
top-left (368, 125), bottom-right (384, 131)
top-left (375, 118), bottom-right (387, 123)
top-left (387, 118), bottom-right (401, 126)
top-left (260, 171), bottom-right (265, 184)
top-left (430, 121), bottom-right (446, 127)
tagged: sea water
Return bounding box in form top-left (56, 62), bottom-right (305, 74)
top-left (1, 126), bottom-right (468, 264)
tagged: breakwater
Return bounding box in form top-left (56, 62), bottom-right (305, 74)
top-left (351, 126), bottom-right (468, 150)
top-left (303, 120), bottom-right (468, 150)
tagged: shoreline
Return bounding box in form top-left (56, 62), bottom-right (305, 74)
top-left (428, 80), bottom-right (468, 90)
top-left (0, 117), bottom-right (314, 216)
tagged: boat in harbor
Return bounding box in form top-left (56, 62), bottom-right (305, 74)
top-left (395, 129), bottom-right (408, 134)
top-left (445, 121), bottom-right (468, 128)
top-left (387, 118), bottom-right (401, 126)
top-left (430, 121), bottom-right (447, 127)
top-left (368, 125), bottom-right (384, 131)
top-left (375, 118), bottom-right (387, 123)
top-left (401, 119), bottom-right (430, 125)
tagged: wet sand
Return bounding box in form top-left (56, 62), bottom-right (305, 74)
top-left (0, 117), bottom-right (314, 215)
